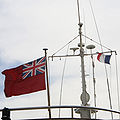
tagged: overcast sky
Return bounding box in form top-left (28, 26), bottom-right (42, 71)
top-left (0, 0), bottom-right (120, 119)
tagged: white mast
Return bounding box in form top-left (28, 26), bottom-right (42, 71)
top-left (77, 0), bottom-right (91, 118)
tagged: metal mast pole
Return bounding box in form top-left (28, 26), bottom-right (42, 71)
top-left (43, 48), bottom-right (51, 119)
top-left (77, 0), bottom-right (91, 118)
top-left (90, 48), bottom-right (97, 119)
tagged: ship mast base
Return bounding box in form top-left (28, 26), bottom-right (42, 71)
top-left (75, 107), bottom-right (91, 119)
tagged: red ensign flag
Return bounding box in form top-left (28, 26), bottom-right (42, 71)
top-left (2, 57), bottom-right (46, 97)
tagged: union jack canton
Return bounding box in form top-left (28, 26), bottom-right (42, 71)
top-left (22, 57), bottom-right (46, 79)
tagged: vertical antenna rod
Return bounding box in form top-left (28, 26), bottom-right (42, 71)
top-left (77, 0), bottom-right (91, 118)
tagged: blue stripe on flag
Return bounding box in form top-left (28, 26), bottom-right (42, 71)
top-left (105, 55), bottom-right (111, 64)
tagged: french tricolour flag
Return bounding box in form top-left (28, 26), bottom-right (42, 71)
top-left (97, 53), bottom-right (111, 64)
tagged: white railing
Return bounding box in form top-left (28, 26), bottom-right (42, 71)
top-left (0, 105), bottom-right (120, 119)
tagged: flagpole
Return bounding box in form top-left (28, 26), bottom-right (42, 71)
top-left (43, 48), bottom-right (51, 118)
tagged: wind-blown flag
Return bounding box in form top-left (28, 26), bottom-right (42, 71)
top-left (2, 57), bottom-right (46, 97)
top-left (97, 53), bottom-right (111, 64)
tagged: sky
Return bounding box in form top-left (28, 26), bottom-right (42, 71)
top-left (0, 0), bottom-right (120, 119)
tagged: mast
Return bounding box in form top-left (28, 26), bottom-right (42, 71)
top-left (77, 0), bottom-right (91, 118)
top-left (43, 48), bottom-right (51, 119)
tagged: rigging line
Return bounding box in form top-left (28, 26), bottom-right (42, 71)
top-left (115, 53), bottom-right (120, 119)
top-left (52, 35), bottom-right (79, 56)
top-left (88, 0), bottom-right (113, 119)
top-left (58, 44), bottom-right (70, 118)
top-left (106, 76), bottom-right (113, 119)
top-left (82, 34), bottom-right (112, 51)
top-left (109, 65), bottom-right (112, 96)
top-left (88, 0), bottom-right (102, 51)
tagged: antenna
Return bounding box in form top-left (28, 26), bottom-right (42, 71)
top-left (70, 47), bottom-right (79, 55)
top-left (86, 45), bottom-right (95, 50)
top-left (86, 44), bottom-right (97, 118)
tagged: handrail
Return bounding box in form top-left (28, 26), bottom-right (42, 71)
top-left (0, 105), bottom-right (120, 114)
